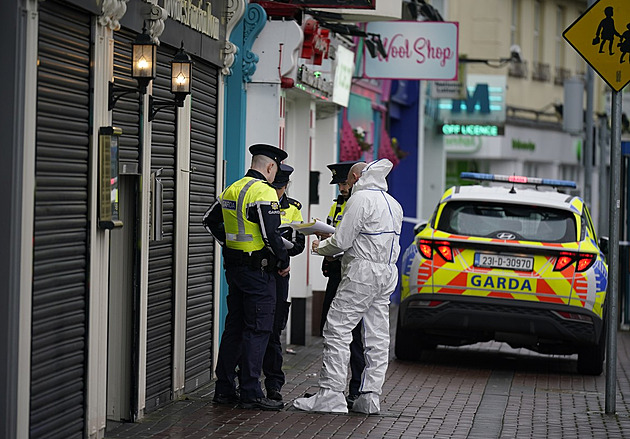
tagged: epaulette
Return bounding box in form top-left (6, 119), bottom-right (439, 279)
top-left (288, 197), bottom-right (302, 210)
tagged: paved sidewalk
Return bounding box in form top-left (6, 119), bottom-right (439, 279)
top-left (107, 332), bottom-right (630, 438)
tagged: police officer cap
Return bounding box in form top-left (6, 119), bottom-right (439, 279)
top-left (271, 164), bottom-right (294, 189)
top-left (249, 143), bottom-right (288, 167)
top-left (327, 161), bottom-right (360, 184)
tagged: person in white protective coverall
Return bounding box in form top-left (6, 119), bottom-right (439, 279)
top-left (293, 159), bottom-right (403, 414)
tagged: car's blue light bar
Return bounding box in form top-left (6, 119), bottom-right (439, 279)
top-left (460, 172), bottom-right (577, 188)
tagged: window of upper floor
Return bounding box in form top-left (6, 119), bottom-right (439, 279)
top-left (533, 0), bottom-right (543, 63)
top-left (554, 5), bottom-right (571, 85)
top-left (511, 0), bottom-right (520, 47)
top-left (555, 5), bottom-right (565, 67)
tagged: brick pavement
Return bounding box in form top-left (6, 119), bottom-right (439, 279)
top-left (106, 332), bottom-right (630, 439)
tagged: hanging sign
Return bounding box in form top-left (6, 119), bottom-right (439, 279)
top-left (364, 21), bottom-right (459, 80)
top-left (332, 45), bottom-right (355, 107)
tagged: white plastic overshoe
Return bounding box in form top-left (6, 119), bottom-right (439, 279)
top-left (350, 392), bottom-right (380, 414)
top-left (293, 388), bottom-right (348, 413)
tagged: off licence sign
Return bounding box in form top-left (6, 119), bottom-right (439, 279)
top-left (563, 0), bottom-right (630, 91)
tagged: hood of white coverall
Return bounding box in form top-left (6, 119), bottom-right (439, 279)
top-left (317, 158), bottom-right (403, 266)
top-left (352, 158), bottom-right (392, 193)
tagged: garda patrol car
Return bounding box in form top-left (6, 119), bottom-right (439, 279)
top-left (396, 173), bottom-right (608, 375)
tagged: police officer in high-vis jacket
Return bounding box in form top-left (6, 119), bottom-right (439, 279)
top-left (319, 160), bottom-right (365, 407)
top-left (203, 144), bottom-right (289, 411)
top-left (262, 164), bottom-right (305, 402)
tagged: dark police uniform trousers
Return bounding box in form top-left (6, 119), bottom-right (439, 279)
top-left (262, 272), bottom-right (291, 392)
top-left (261, 195), bottom-right (304, 393)
top-left (215, 248), bottom-right (277, 401)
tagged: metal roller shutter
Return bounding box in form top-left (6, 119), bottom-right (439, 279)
top-left (31, 1), bottom-right (91, 437)
top-left (185, 59), bottom-right (218, 392)
top-left (113, 29), bottom-right (141, 173)
top-left (111, 26), bottom-right (141, 421)
top-left (145, 45), bottom-right (177, 412)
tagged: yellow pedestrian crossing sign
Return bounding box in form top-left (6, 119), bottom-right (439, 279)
top-left (563, 0), bottom-right (630, 91)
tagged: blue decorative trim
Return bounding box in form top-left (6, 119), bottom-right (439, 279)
top-left (242, 4), bottom-right (266, 83)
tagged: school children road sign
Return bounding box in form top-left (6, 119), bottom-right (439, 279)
top-left (563, 0), bottom-right (630, 91)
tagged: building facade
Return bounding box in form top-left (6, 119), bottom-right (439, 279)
top-left (3, 0), bottom-right (231, 436)
top-left (1, 0), bottom-right (405, 437)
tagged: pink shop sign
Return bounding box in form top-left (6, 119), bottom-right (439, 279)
top-left (364, 21), bottom-right (459, 80)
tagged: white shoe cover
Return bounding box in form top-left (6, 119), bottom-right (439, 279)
top-left (293, 388), bottom-right (348, 413)
top-left (350, 393), bottom-right (380, 414)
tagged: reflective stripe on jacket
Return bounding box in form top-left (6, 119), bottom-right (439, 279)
top-left (327, 197), bottom-right (347, 227)
top-left (281, 198), bottom-right (304, 225)
top-left (221, 176), bottom-right (279, 252)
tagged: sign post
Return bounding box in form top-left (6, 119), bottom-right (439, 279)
top-left (607, 87), bottom-right (622, 415)
top-left (564, 0), bottom-right (630, 415)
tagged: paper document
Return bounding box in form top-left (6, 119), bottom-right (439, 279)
top-left (288, 219), bottom-right (335, 236)
top-left (311, 250), bottom-right (344, 258)
top-left (282, 237), bottom-right (294, 249)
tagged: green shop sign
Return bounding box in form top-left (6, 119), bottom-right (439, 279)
top-left (511, 139), bottom-right (535, 151)
top-left (440, 123), bottom-right (504, 136)
top-left (444, 135), bottom-right (482, 153)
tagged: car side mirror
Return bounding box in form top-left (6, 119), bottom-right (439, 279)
top-left (414, 221), bottom-right (428, 235)
top-left (599, 236), bottom-right (609, 257)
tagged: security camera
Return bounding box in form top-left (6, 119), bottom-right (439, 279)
top-left (510, 44), bottom-right (522, 63)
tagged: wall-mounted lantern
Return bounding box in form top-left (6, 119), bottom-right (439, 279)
top-left (109, 25), bottom-right (157, 110)
top-left (149, 43), bottom-right (193, 121)
top-left (131, 27), bottom-right (157, 93)
top-left (171, 45), bottom-right (192, 103)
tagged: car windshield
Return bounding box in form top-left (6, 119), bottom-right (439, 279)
top-left (437, 201), bottom-right (577, 243)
